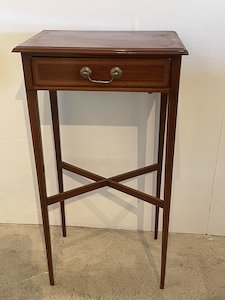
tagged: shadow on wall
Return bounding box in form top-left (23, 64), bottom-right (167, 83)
top-left (15, 82), bottom-right (161, 231)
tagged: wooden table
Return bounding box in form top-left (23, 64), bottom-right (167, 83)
top-left (13, 30), bottom-right (188, 289)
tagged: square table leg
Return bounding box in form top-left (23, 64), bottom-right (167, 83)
top-left (154, 93), bottom-right (168, 240)
top-left (26, 90), bottom-right (54, 285)
top-left (160, 57), bottom-right (181, 289)
top-left (49, 90), bottom-right (66, 237)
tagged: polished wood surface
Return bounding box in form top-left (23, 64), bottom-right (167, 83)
top-left (13, 30), bottom-right (188, 56)
top-left (32, 57), bottom-right (171, 90)
top-left (14, 30), bottom-right (187, 289)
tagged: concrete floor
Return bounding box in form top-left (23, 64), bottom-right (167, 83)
top-left (0, 224), bottom-right (225, 300)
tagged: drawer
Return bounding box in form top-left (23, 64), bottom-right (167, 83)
top-left (32, 57), bottom-right (171, 89)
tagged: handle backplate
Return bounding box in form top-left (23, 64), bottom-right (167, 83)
top-left (80, 66), bottom-right (122, 84)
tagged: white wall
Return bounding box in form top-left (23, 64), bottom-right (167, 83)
top-left (1, 1), bottom-right (225, 235)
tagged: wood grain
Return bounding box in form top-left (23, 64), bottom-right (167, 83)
top-left (13, 30), bottom-right (188, 56)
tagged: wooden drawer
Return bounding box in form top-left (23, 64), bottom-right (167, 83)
top-left (32, 57), bottom-right (171, 89)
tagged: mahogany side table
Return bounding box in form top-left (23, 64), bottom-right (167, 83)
top-left (13, 30), bottom-right (188, 289)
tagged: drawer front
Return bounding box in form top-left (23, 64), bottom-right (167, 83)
top-left (32, 57), bottom-right (171, 89)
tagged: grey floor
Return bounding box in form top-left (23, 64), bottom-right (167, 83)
top-left (0, 224), bottom-right (225, 300)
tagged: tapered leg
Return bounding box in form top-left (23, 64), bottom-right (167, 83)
top-left (154, 93), bottom-right (167, 239)
top-left (26, 90), bottom-right (54, 285)
top-left (160, 58), bottom-right (181, 289)
top-left (49, 91), bottom-right (66, 237)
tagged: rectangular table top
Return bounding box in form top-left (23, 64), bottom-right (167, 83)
top-left (13, 30), bottom-right (188, 56)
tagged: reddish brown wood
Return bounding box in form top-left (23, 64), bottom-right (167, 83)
top-left (60, 161), bottom-right (158, 183)
top-left (160, 57), bottom-right (181, 289)
top-left (26, 90), bottom-right (54, 286)
top-left (34, 85), bottom-right (171, 93)
top-left (47, 179), bottom-right (108, 205)
top-left (49, 91), bottom-right (66, 237)
top-left (14, 31), bottom-right (187, 289)
top-left (60, 161), bottom-right (104, 181)
top-left (109, 164), bottom-right (158, 182)
top-left (49, 162), bottom-right (161, 206)
top-left (12, 30), bottom-right (188, 56)
top-left (22, 53), bottom-right (54, 285)
top-left (32, 57), bottom-right (171, 89)
top-left (154, 94), bottom-right (168, 240)
top-left (108, 180), bottom-right (164, 208)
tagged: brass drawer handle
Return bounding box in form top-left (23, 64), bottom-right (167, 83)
top-left (80, 66), bottom-right (122, 84)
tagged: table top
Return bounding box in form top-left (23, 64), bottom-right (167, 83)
top-left (13, 30), bottom-right (188, 56)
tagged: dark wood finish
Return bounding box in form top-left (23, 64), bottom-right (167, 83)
top-left (49, 91), bottom-right (66, 237)
top-left (47, 179), bottom-right (107, 205)
top-left (22, 55), bottom-right (54, 285)
top-left (14, 31), bottom-right (187, 289)
top-left (110, 164), bottom-right (158, 182)
top-left (47, 163), bottom-right (162, 207)
top-left (13, 30), bottom-right (188, 56)
top-left (32, 57), bottom-right (171, 89)
top-left (108, 180), bottom-right (164, 208)
top-left (35, 85), bottom-right (170, 93)
top-left (160, 57), bottom-right (181, 289)
top-left (154, 94), bottom-right (168, 240)
top-left (61, 161), bottom-right (158, 183)
top-left (26, 90), bottom-right (54, 286)
top-left (60, 161), bottom-right (104, 181)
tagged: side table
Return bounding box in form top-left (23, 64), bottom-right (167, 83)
top-left (13, 30), bottom-right (188, 289)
